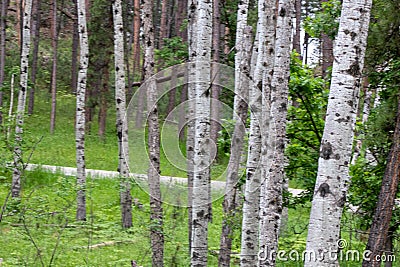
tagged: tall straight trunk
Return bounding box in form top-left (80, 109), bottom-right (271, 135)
top-left (187, 0), bottom-right (197, 256)
top-left (132, 0), bottom-right (140, 77)
top-left (12, 0), bottom-right (33, 198)
top-left (293, 0), bottom-right (301, 56)
top-left (70, 0), bottom-right (78, 93)
top-left (190, 0), bottom-right (212, 266)
top-left (258, 1), bottom-right (294, 266)
top-left (240, 8), bottom-right (267, 267)
top-left (112, 0), bottom-right (133, 229)
top-left (142, 0), bottom-right (164, 264)
top-left (320, 0), bottom-right (333, 78)
top-left (209, 0), bottom-right (221, 147)
top-left (174, 0), bottom-right (187, 40)
top-left (0, 0), bottom-right (9, 124)
top-left (178, 83), bottom-right (187, 142)
top-left (362, 97), bottom-right (400, 266)
top-left (158, 0), bottom-right (168, 48)
top-left (165, 65), bottom-right (177, 115)
top-left (50, 0), bottom-right (58, 134)
top-left (304, 0), bottom-right (372, 266)
top-left (218, 0), bottom-right (251, 264)
top-left (75, 0), bottom-right (89, 221)
top-left (28, 0), bottom-right (41, 115)
top-left (98, 63), bottom-right (109, 138)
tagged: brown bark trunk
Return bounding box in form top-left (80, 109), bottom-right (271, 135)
top-left (158, 0), bottom-right (168, 48)
top-left (293, 0), bottom-right (301, 57)
top-left (178, 83), bottom-right (187, 142)
top-left (70, 0), bottom-right (78, 93)
top-left (165, 65), bottom-right (177, 115)
top-left (174, 0), bottom-right (186, 40)
top-left (98, 63), bottom-right (109, 138)
top-left (132, 0), bottom-right (140, 78)
top-left (320, 0), bottom-right (333, 78)
top-left (50, 0), bottom-right (58, 134)
top-left (0, 0), bottom-right (9, 123)
top-left (210, 0), bottom-right (221, 149)
top-left (28, 0), bottom-right (40, 115)
top-left (362, 96), bottom-right (400, 267)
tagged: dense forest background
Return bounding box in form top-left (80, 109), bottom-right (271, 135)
top-left (0, 0), bottom-right (399, 266)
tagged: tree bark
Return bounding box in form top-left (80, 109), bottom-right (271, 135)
top-left (75, 0), bottom-right (89, 221)
top-left (142, 0), bottom-right (164, 264)
top-left (218, 0), bottom-right (251, 264)
top-left (158, 0), bottom-right (168, 48)
top-left (190, 0), bottom-right (212, 266)
top-left (98, 62), bottom-right (109, 138)
top-left (362, 96), bottom-right (400, 266)
top-left (50, 0), bottom-right (58, 134)
top-left (70, 0), bottom-right (78, 93)
top-left (187, 0), bottom-right (197, 256)
top-left (258, 0), bottom-right (293, 266)
top-left (293, 0), bottom-right (301, 57)
top-left (11, 0), bottom-right (33, 198)
top-left (112, 0), bottom-right (133, 229)
top-left (209, 0), bottom-right (221, 147)
top-left (320, 0), bottom-right (333, 78)
top-left (304, 0), bottom-right (372, 266)
top-left (0, 0), bottom-right (9, 124)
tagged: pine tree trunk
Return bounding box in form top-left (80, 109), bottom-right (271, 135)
top-left (258, 1), bottom-right (293, 266)
top-left (158, 0), bottom-right (168, 48)
top-left (320, 0), bottom-right (333, 78)
top-left (112, 0), bottom-right (133, 229)
top-left (293, 0), bottom-right (301, 56)
top-left (175, 0), bottom-right (187, 40)
top-left (362, 97), bottom-right (400, 266)
top-left (11, 0), bottom-right (33, 198)
top-left (209, 0), bottom-right (221, 147)
top-left (0, 0), bottom-right (9, 124)
top-left (98, 63), bottom-right (109, 138)
top-left (304, 1), bottom-right (372, 266)
top-left (190, 0), bottom-right (212, 265)
top-left (70, 0), bottom-right (78, 93)
top-left (28, 0), bottom-right (40, 115)
top-left (218, 0), bottom-right (251, 264)
top-left (50, 0), bottom-right (58, 134)
top-left (142, 0), bottom-right (164, 264)
top-left (75, 0), bottom-right (89, 221)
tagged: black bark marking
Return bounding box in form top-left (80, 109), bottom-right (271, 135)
top-left (318, 183), bottom-right (331, 197)
top-left (321, 142), bottom-right (333, 160)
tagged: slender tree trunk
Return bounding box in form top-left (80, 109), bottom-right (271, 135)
top-left (98, 63), bottom-right (109, 138)
top-left (293, 0), bottom-right (301, 57)
top-left (320, 0), bottom-right (333, 78)
top-left (304, 1), bottom-right (372, 266)
top-left (240, 15), bottom-right (263, 266)
top-left (112, 0), bottom-right (133, 229)
top-left (28, 0), bottom-right (41, 115)
top-left (70, 0), bottom-right (78, 93)
top-left (142, 0), bottom-right (164, 264)
top-left (0, 0), bottom-right (9, 124)
top-left (362, 97), bottom-right (400, 267)
top-left (158, 0), bottom-right (168, 48)
top-left (218, 0), bottom-right (251, 264)
top-left (165, 65), bottom-right (177, 115)
top-left (132, 0), bottom-right (140, 77)
top-left (178, 83), bottom-right (187, 142)
top-left (187, 0), bottom-right (197, 256)
top-left (75, 0), bottom-right (89, 221)
top-left (50, 0), bottom-right (58, 134)
top-left (258, 1), bottom-right (293, 266)
top-left (190, 0), bottom-right (212, 265)
top-left (209, 0), bottom-right (221, 147)
top-left (175, 0), bottom-right (187, 40)
top-left (11, 0), bottom-right (33, 198)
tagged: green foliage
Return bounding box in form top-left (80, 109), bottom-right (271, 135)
top-left (285, 53), bottom-right (327, 202)
top-left (304, 0), bottom-right (341, 39)
top-left (155, 37), bottom-right (188, 67)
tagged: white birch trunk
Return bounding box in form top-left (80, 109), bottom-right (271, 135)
top-left (113, 0), bottom-right (133, 229)
top-left (258, 1), bottom-right (293, 266)
top-left (142, 0), bottom-right (164, 264)
top-left (219, 10), bottom-right (252, 262)
top-left (12, 0), bottom-right (33, 198)
top-left (187, 0), bottom-right (198, 255)
top-left (304, 1), bottom-right (372, 266)
top-left (75, 0), bottom-right (89, 221)
top-left (190, 0), bottom-right (212, 265)
top-left (240, 0), bottom-right (269, 264)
